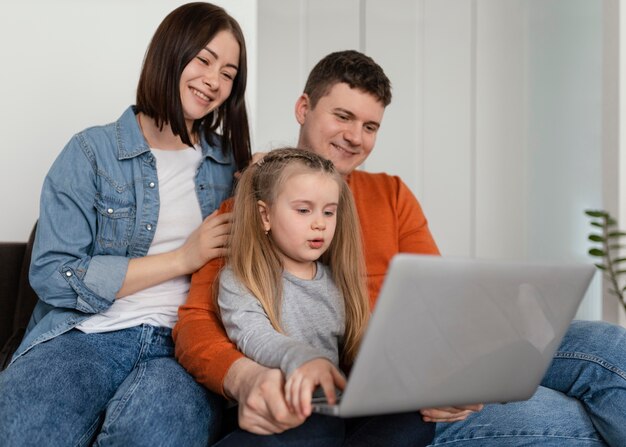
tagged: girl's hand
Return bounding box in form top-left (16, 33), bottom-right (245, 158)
top-left (284, 358), bottom-right (346, 418)
top-left (177, 210), bottom-right (232, 273)
top-left (420, 404), bottom-right (484, 422)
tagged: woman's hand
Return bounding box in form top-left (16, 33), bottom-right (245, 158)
top-left (284, 358), bottom-right (346, 418)
top-left (177, 210), bottom-right (232, 274)
top-left (420, 404), bottom-right (484, 423)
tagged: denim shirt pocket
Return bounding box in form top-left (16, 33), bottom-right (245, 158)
top-left (94, 193), bottom-right (136, 252)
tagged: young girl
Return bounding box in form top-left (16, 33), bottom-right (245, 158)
top-left (214, 148), bottom-right (434, 447)
top-left (0, 3), bottom-right (250, 445)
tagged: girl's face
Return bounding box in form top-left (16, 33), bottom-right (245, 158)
top-left (259, 171), bottom-right (340, 279)
top-left (179, 29), bottom-right (240, 129)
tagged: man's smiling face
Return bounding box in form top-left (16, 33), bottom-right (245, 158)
top-left (295, 82), bottom-right (385, 177)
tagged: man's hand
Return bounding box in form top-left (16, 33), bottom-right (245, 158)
top-left (420, 404), bottom-right (484, 423)
top-left (225, 358), bottom-right (305, 435)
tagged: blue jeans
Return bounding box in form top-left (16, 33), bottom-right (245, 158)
top-left (214, 410), bottom-right (434, 447)
top-left (0, 325), bottom-right (225, 446)
top-left (432, 320), bottom-right (626, 446)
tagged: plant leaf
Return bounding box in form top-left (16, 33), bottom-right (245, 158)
top-left (607, 217), bottom-right (618, 226)
top-left (594, 263), bottom-right (607, 270)
top-left (615, 269), bottom-right (626, 275)
top-left (608, 231), bottom-right (626, 238)
top-left (588, 234), bottom-right (605, 242)
top-left (609, 244), bottom-right (624, 250)
top-left (585, 210), bottom-right (608, 218)
top-left (590, 222), bottom-right (603, 228)
top-left (589, 248), bottom-right (605, 257)
top-left (613, 257), bottom-right (626, 264)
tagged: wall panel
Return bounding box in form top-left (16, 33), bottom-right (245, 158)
top-left (474, 0), bottom-right (526, 259)
top-left (419, 0), bottom-right (474, 256)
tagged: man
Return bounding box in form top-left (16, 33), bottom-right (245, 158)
top-left (174, 51), bottom-right (626, 446)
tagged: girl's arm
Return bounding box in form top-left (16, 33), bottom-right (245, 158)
top-left (218, 267), bottom-right (326, 376)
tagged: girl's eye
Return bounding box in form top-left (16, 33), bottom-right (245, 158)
top-left (297, 208), bottom-right (310, 214)
top-left (324, 211), bottom-right (335, 217)
top-left (221, 72), bottom-right (234, 81)
top-left (197, 57), bottom-right (209, 65)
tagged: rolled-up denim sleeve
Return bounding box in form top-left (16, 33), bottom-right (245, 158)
top-left (29, 134), bottom-right (129, 314)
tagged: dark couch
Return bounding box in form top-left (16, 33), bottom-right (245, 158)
top-left (0, 223), bottom-right (38, 370)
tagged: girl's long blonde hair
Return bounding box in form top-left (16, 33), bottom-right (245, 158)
top-left (226, 147), bottom-right (369, 365)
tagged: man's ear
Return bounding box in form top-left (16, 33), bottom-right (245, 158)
top-left (257, 200), bottom-right (271, 232)
top-left (295, 94), bottom-right (310, 125)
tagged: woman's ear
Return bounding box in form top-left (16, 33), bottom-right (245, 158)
top-left (257, 200), bottom-right (271, 232)
top-left (295, 94), bottom-right (310, 125)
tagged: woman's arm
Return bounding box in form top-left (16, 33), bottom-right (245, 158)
top-left (31, 132), bottom-right (232, 313)
top-left (116, 210), bottom-right (231, 298)
top-left (29, 135), bottom-right (126, 313)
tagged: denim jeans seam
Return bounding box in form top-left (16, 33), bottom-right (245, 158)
top-left (432, 433), bottom-right (606, 445)
top-left (75, 414), bottom-right (103, 447)
top-left (554, 351), bottom-right (626, 381)
top-left (101, 362), bottom-right (148, 431)
top-left (134, 324), bottom-right (153, 367)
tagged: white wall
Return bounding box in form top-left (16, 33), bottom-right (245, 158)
top-left (0, 0), bottom-right (257, 242)
top-left (256, 0), bottom-right (604, 320)
top-left (0, 0), bottom-right (611, 320)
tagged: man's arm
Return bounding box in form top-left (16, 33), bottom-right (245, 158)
top-left (224, 358), bottom-right (305, 434)
top-left (173, 253), bottom-right (243, 395)
top-left (394, 176), bottom-right (440, 255)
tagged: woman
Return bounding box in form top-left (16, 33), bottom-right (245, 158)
top-left (0, 3), bottom-right (250, 446)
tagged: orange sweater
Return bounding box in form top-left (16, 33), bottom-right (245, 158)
top-left (173, 170), bottom-right (440, 396)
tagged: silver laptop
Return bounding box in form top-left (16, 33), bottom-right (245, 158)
top-left (313, 254), bottom-right (595, 417)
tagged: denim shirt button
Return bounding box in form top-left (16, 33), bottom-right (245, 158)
top-left (146, 224), bottom-right (153, 231)
top-left (149, 182), bottom-right (155, 188)
top-left (65, 271), bottom-right (72, 277)
top-left (107, 208), bottom-right (114, 214)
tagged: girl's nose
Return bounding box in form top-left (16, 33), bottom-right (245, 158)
top-left (312, 218), bottom-right (326, 230)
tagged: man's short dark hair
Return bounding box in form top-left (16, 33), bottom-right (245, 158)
top-left (303, 50), bottom-right (392, 108)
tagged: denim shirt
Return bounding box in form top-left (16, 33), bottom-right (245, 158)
top-left (12, 106), bottom-right (236, 364)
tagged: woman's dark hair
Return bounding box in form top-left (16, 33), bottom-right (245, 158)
top-left (136, 2), bottom-right (251, 170)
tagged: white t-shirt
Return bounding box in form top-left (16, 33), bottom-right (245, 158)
top-left (77, 146), bottom-right (203, 333)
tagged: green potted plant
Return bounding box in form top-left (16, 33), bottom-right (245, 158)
top-left (585, 209), bottom-right (626, 314)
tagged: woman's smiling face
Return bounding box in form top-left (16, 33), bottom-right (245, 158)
top-left (179, 29), bottom-right (240, 128)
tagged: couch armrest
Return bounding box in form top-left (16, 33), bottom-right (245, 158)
top-left (0, 243), bottom-right (27, 350)
top-left (0, 222), bottom-right (38, 370)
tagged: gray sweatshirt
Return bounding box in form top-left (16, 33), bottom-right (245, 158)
top-left (218, 263), bottom-right (345, 376)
